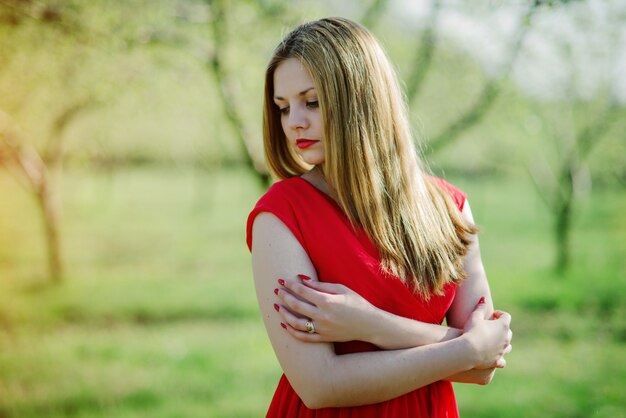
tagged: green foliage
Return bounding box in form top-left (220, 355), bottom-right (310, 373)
top-left (1, 167), bottom-right (625, 417)
top-left (1, 0), bottom-right (623, 177)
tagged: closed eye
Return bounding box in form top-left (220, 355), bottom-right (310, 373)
top-left (278, 106), bottom-right (289, 115)
top-left (306, 101), bottom-right (319, 109)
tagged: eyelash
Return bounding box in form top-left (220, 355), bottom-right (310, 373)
top-left (279, 101), bottom-right (319, 115)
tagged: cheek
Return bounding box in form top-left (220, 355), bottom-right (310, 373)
top-left (280, 116), bottom-right (290, 136)
top-left (313, 113), bottom-right (323, 136)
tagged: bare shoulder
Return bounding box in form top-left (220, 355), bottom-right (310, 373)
top-left (461, 200), bottom-right (475, 223)
top-left (251, 212), bottom-right (311, 270)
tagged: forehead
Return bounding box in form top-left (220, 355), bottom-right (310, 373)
top-left (273, 58), bottom-right (316, 98)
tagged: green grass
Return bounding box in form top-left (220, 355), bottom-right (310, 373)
top-left (0, 166), bottom-right (624, 417)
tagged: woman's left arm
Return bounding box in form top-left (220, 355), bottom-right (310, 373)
top-left (444, 201), bottom-right (505, 384)
top-left (446, 201), bottom-right (494, 327)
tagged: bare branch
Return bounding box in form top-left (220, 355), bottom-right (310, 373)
top-left (0, 110), bottom-right (39, 190)
top-left (206, 0), bottom-right (269, 187)
top-left (426, 3), bottom-right (538, 154)
top-left (525, 161), bottom-right (557, 212)
top-left (576, 102), bottom-right (621, 160)
top-left (45, 98), bottom-right (96, 166)
top-left (0, 108), bottom-right (63, 282)
top-left (406, 0), bottom-right (440, 105)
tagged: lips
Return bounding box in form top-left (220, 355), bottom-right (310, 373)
top-left (295, 138), bottom-right (319, 149)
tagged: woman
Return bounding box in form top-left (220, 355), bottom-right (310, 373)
top-left (246, 17), bottom-right (512, 417)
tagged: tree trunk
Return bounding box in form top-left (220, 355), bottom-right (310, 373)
top-left (554, 161), bottom-right (576, 274)
top-left (555, 199), bottom-right (571, 274)
top-left (34, 172), bottom-right (63, 282)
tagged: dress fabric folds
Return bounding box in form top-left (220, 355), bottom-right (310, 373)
top-left (246, 176), bottom-right (467, 418)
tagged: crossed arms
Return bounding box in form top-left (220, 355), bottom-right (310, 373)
top-left (251, 201), bottom-right (512, 409)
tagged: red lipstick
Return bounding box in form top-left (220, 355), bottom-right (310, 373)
top-left (296, 138), bottom-right (319, 149)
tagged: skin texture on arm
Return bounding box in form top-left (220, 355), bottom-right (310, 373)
top-left (252, 212), bottom-right (511, 408)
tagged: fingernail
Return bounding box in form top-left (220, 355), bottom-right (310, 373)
top-left (478, 297), bottom-right (485, 304)
top-left (273, 303), bottom-right (280, 312)
top-left (280, 322), bottom-right (287, 329)
top-left (274, 288), bottom-right (279, 295)
top-left (278, 279), bottom-right (285, 286)
top-left (298, 274), bottom-right (312, 281)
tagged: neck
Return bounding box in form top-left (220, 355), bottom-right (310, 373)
top-left (302, 165), bottom-right (333, 199)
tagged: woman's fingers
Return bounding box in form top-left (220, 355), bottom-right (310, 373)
top-left (496, 311), bottom-right (512, 327)
top-left (468, 300), bottom-right (488, 324)
top-left (278, 305), bottom-right (317, 333)
top-left (281, 320), bottom-right (324, 342)
top-left (299, 277), bottom-right (347, 295)
top-left (491, 310), bottom-right (504, 319)
top-left (277, 305), bottom-right (326, 342)
top-left (279, 277), bottom-right (332, 307)
top-left (503, 344), bottom-right (513, 355)
top-left (276, 285), bottom-right (318, 318)
top-left (495, 357), bottom-right (507, 368)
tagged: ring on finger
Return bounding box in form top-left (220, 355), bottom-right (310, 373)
top-left (305, 320), bottom-right (316, 334)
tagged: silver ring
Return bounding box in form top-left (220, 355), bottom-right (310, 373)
top-left (305, 320), bottom-right (316, 334)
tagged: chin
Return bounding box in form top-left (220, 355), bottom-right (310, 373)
top-left (301, 155), bottom-right (325, 166)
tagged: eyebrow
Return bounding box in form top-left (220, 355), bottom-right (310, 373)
top-left (273, 87), bottom-right (315, 101)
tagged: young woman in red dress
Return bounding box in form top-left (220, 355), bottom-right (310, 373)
top-left (246, 17), bottom-right (513, 417)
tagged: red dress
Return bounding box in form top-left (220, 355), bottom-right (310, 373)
top-left (246, 176), bottom-right (467, 418)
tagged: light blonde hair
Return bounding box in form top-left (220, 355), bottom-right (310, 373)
top-left (263, 17), bottom-right (477, 298)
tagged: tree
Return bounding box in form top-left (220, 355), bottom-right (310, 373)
top-left (519, 0), bottom-right (626, 272)
top-left (0, 1), bottom-right (105, 282)
top-left (205, 0), bottom-right (270, 188)
top-left (401, 0), bottom-right (539, 154)
top-left (527, 102), bottom-right (622, 272)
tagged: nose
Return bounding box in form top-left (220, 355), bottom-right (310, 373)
top-left (287, 105), bottom-right (309, 131)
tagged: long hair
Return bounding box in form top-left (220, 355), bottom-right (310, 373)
top-left (263, 17), bottom-right (477, 298)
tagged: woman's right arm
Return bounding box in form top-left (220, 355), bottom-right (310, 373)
top-left (251, 212), bottom-right (511, 409)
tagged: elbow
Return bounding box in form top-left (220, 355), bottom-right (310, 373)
top-left (286, 355), bottom-right (343, 409)
top-left (301, 397), bottom-right (326, 410)
top-left (297, 386), bottom-right (338, 410)
top-left (293, 379), bottom-right (342, 409)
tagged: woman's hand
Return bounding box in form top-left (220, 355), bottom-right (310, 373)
top-left (274, 275), bottom-right (379, 343)
top-left (462, 301), bottom-right (513, 369)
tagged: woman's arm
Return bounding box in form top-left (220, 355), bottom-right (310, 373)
top-left (444, 201), bottom-right (510, 383)
top-left (276, 278), bottom-right (462, 349)
top-left (252, 212), bottom-right (511, 408)
top-left (274, 201), bottom-right (510, 385)
top-left (274, 201), bottom-right (495, 350)
top-left (446, 202), bottom-right (494, 329)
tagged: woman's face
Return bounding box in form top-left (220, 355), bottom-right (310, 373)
top-left (273, 58), bottom-right (325, 166)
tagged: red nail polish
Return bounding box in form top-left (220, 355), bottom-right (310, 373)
top-left (280, 322), bottom-right (287, 329)
top-left (274, 303), bottom-right (280, 312)
top-left (278, 279), bottom-right (285, 286)
top-left (274, 288), bottom-right (279, 295)
top-left (478, 297), bottom-right (485, 304)
top-left (298, 274), bottom-right (312, 281)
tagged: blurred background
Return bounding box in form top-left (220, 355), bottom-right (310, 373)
top-left (0, 0), bottom-right (624, 417)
